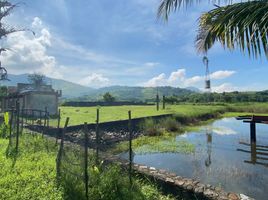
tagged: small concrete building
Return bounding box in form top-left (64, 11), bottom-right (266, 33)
top-left (1, 83), bottom-right (62, 115)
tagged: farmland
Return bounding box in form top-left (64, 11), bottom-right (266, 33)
top-left (53, 103), bottom-right (268, 126)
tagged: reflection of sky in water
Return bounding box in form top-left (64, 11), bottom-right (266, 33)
top-left (121, 118), bottom-right (268, 200)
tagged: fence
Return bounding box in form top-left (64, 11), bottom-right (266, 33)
top-left (56, 109), bottom-right (134, 200)
top-left (2, 101), bottom-right (51, 154)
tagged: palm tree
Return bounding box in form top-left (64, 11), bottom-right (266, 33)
top-left (158, 0), bottom-right (268, 59)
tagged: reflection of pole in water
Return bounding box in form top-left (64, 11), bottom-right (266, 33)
top-left (205, 127), bottom-right (212, 167)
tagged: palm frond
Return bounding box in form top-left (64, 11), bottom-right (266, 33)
top-left (196, 1), bottom-right (268, 58)
top-left (157, 0), bottom-right (233, 20)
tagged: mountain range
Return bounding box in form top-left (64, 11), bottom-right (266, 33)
top-left (2, 74), bottom-right (198, 101)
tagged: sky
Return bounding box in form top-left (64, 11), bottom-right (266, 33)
top-left (1, 0), bottom-right (268, 92)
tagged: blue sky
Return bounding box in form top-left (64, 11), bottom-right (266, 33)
top-left (1, 0), bottom-right (268, 92)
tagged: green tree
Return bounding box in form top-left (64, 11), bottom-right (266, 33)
top-left (28, 73), bottom-right (46, 88)
top-left (158, 0), bottom-right (268, 58)
top-left (103, 92), bottom-right (115, 102)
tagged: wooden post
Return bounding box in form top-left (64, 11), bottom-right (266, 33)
top-left (9, 107), bottom-right (14, 138)
top-left (156, 94), bottom-right (159, 111)
top-left (56, 117), bottom-right (69, 181)
top-left (96, 108), bottom-right (99, 165)
top-left (162, 95), bottom-right (166, 110)
top-left (15, 101), bottom-right (20, 152)
top-left (83, 123), bottom-right (89, 200)
top-left (20, 106), bottom-right (24, 134)
top-left (56, 109), bottom-right (61, 144)
top-left (128, 110), bottom-right (133, 185)
top-left (250, 122), bottom-right (256, 143)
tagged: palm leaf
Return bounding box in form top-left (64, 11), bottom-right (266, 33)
top-left (196, 1), bottom-right (268, 58)
top-left (157, 0), bottom-right (233, 20)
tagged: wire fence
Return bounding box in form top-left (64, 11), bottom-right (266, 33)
top-left (56, 109), bottom-right (134, 200)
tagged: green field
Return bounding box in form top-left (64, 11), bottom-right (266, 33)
top-left (0, 132), bottom-right (176, 200)
top-left (54, 103), bottom-right (268, 127)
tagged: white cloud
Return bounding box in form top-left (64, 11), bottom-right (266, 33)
top-left (212, 83), bottom-right (234, 93)
top-left (144, 62), bottom-right (159, 67)
top-left (144, 73), bottom-right (166, 87)
top-left (184, 75), bottom-right (203, 86)
top-left (78, 73), bottom-right (110, 88)
top-left (167, 69), bottom-right (185, 83)
top-left (210, 70), bottom-right (236, 80)
top-left (143, 68), bottom-right (236, 89)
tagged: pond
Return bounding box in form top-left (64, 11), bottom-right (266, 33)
top-left (121, 118), bottom-right (268, 200)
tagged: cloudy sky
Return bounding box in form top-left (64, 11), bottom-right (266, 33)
top-left (1, 0), bottom-right (268, 92)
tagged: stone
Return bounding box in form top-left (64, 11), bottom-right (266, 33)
top-left (240, 194), bottom-right (254, 200)
top-left (159, 169), bottom-right (166, 174)
top-left (204, 189), bottom-right (214, 197)
top-left (165, 177), bottom-right (175, 184)
top-left (149, 167), bottom-right (156, 171)
top-left (186, 185), bottom-right (193, 191)
top-left (175, 180), bottom-right (184, 186)
top-left (193, 180), bottom-right (199, 185)
top-left (228, 193), bottom-right (239, 200)
top-left (169, 172), bottom-right (177, 177)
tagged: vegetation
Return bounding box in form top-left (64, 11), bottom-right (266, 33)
top-left (158, 0), bottom-right (268, 58)
top-left (102, 92), bottom-right (115, 102)
top-left (28, 73), bottom-right (47, 87)
top-left (111, 132), bottom-right (195, 155)
top-left (51, 103), bottom-right (268, 127)
top-left (0, 130), bottom-right (178, 200)
top-left (170, 91), bottom-right (268, 103)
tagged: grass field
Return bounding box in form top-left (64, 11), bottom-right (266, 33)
top-left (53, 103), bottom-right (268, 127)
top-left (0, 132), bottom-right (176, 200)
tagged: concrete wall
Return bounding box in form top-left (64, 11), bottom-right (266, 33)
top-left (25, 93), bottom-right (58, 115)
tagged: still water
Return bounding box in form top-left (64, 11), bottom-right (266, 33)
top-left (123, 118), bottom-right (268, 199)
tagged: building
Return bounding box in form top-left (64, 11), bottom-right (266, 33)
top-left (1, 83), bottom-right (62, 115)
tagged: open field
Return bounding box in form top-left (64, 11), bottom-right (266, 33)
top-left (53, 103), bottom-right (268, 126)
top-left (0, 132), bottom-right (176, 200)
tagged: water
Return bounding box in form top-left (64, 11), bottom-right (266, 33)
top-left (122, 118), bottom-right (268, 199)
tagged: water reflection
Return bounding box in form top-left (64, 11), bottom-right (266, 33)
top-left (205, 127), bottom-right (212, 167)
top-left (237, 142), bottom-right (268, 168)
top-left (125, 118), bottom-right (268, 199)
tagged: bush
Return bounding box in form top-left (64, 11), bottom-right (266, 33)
top-left (140, 118), bottom-right (162, 136)
top-left (160, 117), bottom-right (180, 132)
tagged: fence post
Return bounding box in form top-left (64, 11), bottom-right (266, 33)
top-left (15, 101), bottom-right (20, 152)
top-left (83, 123), bottom-right (89, 200)
top-left (96, 108), bottom-right (100, 165)
top-left (162, 95), bottom-right (166, 110)
top-left (156, 94), bottom-right (159, 111)
top-left (56, 109), bottom-right (61, 144)
top-left (9, 107), bottom-right (14, 139)
top-left (20, 106), bottom-right (24, 134)
top-left (56, 117), bottom-right (69, 182)
top-left (128, 110), bottom-right (133, 185)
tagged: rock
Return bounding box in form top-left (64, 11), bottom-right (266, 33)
top-left (186, 185), bottom-right (193, 191)
top-left (204, 189), bottom-right (214, 197)
top-left (165, 177), bottom-right (175, 184)
top-left (149, 167), bottom-right (156, 171)
top-left (240, 194), bottom-right (254, 200)
top-left (175, 180), bottom-right (184, 186)
top-left (228, 193), bottom-right (239, 200)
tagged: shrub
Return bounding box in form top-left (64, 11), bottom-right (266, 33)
top-left (160, 117), bottom-right (180, 132)
top-left (140, 118), bottom-right (162, 136)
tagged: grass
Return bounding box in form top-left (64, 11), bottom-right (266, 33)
top-left (53, 104), bottom-right (227, 126)
top-left (54, 103), bottom-right (268, 127)
top-left (0, 131), bottom-right (178, 200)
top-left (111, 132), bottom-right (195, 155)
top-left (0, 134), bottom-right (63, 200)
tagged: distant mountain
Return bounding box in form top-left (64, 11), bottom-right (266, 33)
top-left (2, 74), bottom-right (94, 98)
top-left (72, 86), bottom-right (195, 102)
top-left (2, 74), bottom-right (195, 100)
top-left (185, 87), bottom-right (201, 93)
